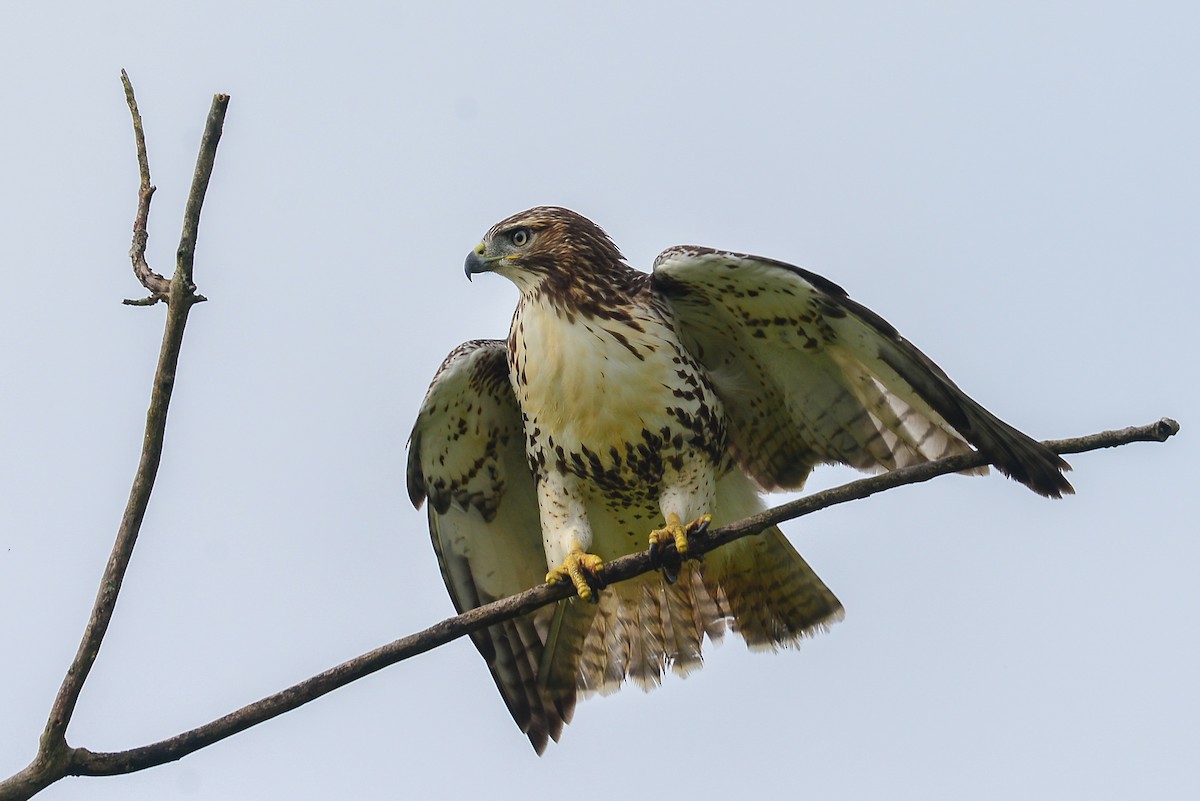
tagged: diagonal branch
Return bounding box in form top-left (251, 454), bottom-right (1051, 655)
top-left (174, 90), bottom-right (225, 296)
top-left (0, 76), bottom-right (229, 801)
top-left (48, 417), bottom-right (1179, 779)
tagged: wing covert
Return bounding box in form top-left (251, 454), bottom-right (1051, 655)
top-left (651, 247), bottom-right (1072, 497)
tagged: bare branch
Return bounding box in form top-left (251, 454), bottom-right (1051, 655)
top-left (703, 417), bottom-right (1182, 552)
top-left (0, 74), bottom-right (228, 801)
top-left (120, 69), bottom-right (168, 305)
top-left (174, 91), bottom-right (226, 298)
top-left (46, 417), bottom-right (1180, 780)
top-left (119, 70), bottom-right (219, 306)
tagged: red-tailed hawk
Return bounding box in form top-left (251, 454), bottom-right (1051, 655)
top-left (407, 206), bottom-right (1071, 752)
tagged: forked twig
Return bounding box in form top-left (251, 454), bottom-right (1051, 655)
top-left (120, 68), bottom-right (212, 306)
top-left (0, 73), bottom-right (228, 801)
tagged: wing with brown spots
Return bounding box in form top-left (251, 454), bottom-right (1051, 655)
top-left (407, 339), bottom-right (575, 752)
top-left (651, 247), bottom-right (1073, 497)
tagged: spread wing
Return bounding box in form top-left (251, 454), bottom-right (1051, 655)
top-left (406, 339), bottom-right (573, 753)
top-left (651, 247), bottom-right (1073, 498)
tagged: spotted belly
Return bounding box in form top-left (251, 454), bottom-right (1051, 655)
top-left (509, 296), bottom-right (727, 509)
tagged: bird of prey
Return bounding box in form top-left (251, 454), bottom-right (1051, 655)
top-left (407, 206), bottom-right (1071, 753)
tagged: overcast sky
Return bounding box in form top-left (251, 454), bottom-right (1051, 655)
top-left (1, 2), bottom-right (1195, 799)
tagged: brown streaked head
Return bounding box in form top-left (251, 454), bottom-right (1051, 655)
top-left (464, 206), bottom-right (626, 291)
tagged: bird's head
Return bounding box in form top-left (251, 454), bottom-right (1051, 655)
top-left (464, 206), bottom-right (626, 292)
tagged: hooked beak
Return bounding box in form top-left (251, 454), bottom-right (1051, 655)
top-left (464, 244), bottom-right (493, 281)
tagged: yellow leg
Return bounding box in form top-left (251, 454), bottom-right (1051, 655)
top-left (546, 546), bottom-right (605, 603)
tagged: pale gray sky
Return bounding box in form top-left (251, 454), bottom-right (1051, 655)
top-left (1, 2), bottom-right (1195, 799)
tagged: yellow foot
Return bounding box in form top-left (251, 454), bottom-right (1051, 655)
top-left (546, 550), bottom-right (606, 603)
top-left (647, 513), bottom-right (712, 583)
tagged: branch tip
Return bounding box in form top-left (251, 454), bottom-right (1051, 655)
top-left (122, 296), bottom-right (163, 307)
top-left (1154, 417), bottom-right (1180, 439)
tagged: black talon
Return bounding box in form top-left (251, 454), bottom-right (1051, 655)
top-left (659, 555), bottom-right (681, 585)
top-left (648, 537), bottom-right (682, 583)
top-left (584, 571), bottom-right (605, 603)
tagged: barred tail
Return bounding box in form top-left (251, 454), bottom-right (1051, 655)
top-left (539, 522), bottom-right (841, 701)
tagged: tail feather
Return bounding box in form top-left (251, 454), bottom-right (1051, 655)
top-left (626, 587), bottom-right (657, 690)
top-left (538, 526), bottom-right (842, 700)
top-left (660, 569), bottom-right (713, 679)
top-left (704, 526), bottom-right (844, 649)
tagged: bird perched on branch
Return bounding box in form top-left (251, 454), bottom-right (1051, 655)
top-left (407, 206), bottom-right (1071, 752)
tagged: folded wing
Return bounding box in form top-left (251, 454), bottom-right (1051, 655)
top-left (407, 339), bottom-right (574, 753)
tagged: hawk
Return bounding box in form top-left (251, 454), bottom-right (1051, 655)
top-left (407, 206), bottom-right (1071, 752)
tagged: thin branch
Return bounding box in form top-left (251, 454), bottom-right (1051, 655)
top-left (119, 70), bottom-right (216, 306)
top-left (174, 92), bottom-right (225, 297)
top-left (0, 76), bottom-right (228, 801)
top-left (120, 69), bottom-right (167, 305)
top-left (704, 416), bottom-right (1182, 552)
top-left (44, 417), bottom-right (1178, 780)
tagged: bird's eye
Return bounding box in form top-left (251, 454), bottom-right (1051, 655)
top-left (509, 228), bottom-right (530, 247)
